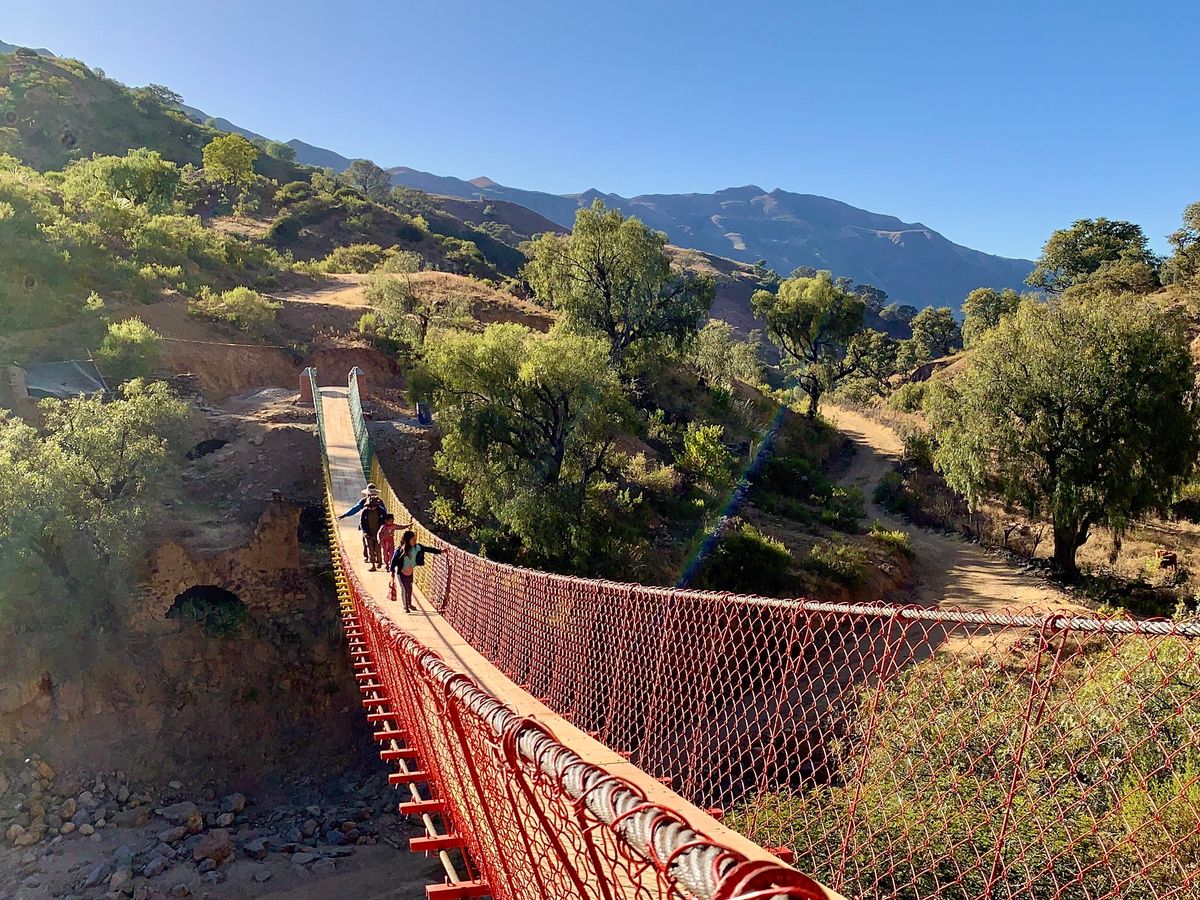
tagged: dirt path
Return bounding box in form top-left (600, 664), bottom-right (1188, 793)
top-left (826, 404), bottom-right (1082, 614)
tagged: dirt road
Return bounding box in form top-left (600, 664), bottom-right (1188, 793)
top-left (827, 404), bottom-right (1081, 614)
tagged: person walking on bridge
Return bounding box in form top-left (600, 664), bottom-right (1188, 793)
top-left (338, 486), bottom-right (387, 564)
top-left (387, 530), bottom-right (443, 613)
top-left (377, 513), bottom-right (412, 601)
top-left (359, 495), bottom-right (389, 570)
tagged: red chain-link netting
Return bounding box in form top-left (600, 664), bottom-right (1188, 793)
top-left (365, 459), bottom-right (1200, 900)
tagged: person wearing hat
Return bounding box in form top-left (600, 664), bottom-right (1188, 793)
top-left (338, 485), bottom-right (389, 565)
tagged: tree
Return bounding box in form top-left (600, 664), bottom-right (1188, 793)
top-left (202, 134), bottom-right (259, 189)
top-left (97, 317), bottom-right (162, 382)
top-left (0, 381), bottom-right (189, 623)
top-left (132, 84), bottom-right (183, 110)
top-left (60, 149), bottom-right (182, 215)
top-left (880, 303), bottom-right (918, 326)
top-left (1163, 201), bottom-right (1200, 286)
top-left (1026, 218), bottom-right (1158, 293)
top-left (422, 324), bottom-right (630, 566)
top-left (690, 319), bottom-right (763, 390)
top-left (927, 293), bottom-right (1199, 577)
top-left (751, 270), bottom-right (866, 417)
top-left (262, 141), bottom-right (296, 162)
top-left (523, 201), bottom-right (714, 366)
top-left (908, 306), bottom-right (962, 359)
top-left (961, 287), bottom-right (1024, 347)
top-left (841, 329), bottom-right (900, 400)
top-left (365, 271), bottom-right (468, 349)
top-left (344, 159), bottom-right (392, 202)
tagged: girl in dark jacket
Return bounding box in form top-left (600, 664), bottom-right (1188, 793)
top-left (387, 531), bottom-right (443, 612)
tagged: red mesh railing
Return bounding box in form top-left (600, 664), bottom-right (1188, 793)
top-left (364, 451), bottom-right (1200, 899)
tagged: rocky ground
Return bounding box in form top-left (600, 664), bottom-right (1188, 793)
top-left (0, 757), bottom-right (438, 899)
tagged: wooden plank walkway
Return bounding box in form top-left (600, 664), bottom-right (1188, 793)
top-left (317, 386), bottom-right (805, 873)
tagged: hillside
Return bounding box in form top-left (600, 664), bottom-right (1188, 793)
top-left (385, 169), bottom-right (1033, 306)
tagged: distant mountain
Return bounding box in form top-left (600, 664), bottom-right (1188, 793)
top-left (0, 40), bottom-right (54, 57)
top-left (286, 140), bottom-right (354, 173)
top-left (178, 104), bottom-right (267, 143)
top-left (388, 169), bottom-right (1033, 306)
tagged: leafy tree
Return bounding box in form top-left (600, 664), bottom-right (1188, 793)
top-left (961, 287), bottom-right (1024, 347)
top-left (693, 521), bottom-right (794, 595)
top-left (1027, 218), bottom-right (1158, 293)
top-left (132, 84), bottom-right (183, 110)
top-left (0, 381), bottom-right (189, 624)
top-left (751, 270), bottom-right (866, 417)
top-left (190, 286), bottom-right (281, 333)
top-left (1162, 201), bottom-right (1200, 286)
top-left (96, 317), bottom-right (162, 382)
top-left (841, 329), bottom-right (900, 400)
top-left (928, 293), bottom-right (1199, 577)
top-left (365, 272), bottom-right (468, 349)
top-left (422, 324), bottom-right (630, 566)
top-left (202, 134), bottom-right (259, 189)
top-left (320, 242), bottom-right (388, 273)
top-left (344, 159), bottom-right (392, 202)
top-left (60, 149), bottom-right (182, 215)
top-left (880, 303), bottom-right (918, 325)
top-left (908, 306), bottom-right (962, 359)
top-left (690, 319), bottom-right (763, 390)
top-left (523, 201), bottom-right (714, 366)
top-left (262, 141), bottom-right (296, 162)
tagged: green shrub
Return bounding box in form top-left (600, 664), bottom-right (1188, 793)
top-left (806, 539), bottom-right (868, 586)
top-left (820, 485), bottom-right (865, 532)
top-left (901, 427), bottom-right (934, 469)
top-left (96, 317), bottom-right (161, 382)
top-left (375, 249), bottom-right (422, 274)
top-left (274, 180), bottom-right (314, 204)
top-left (694, 521), bottom-right (794, 596)
top-left (888, 381), bottom-right (928, 413)
top-left (873, 469), bottom-right (915, 516)
top-left (320, 242), bottom-right (387, 273)
top-left (869, 521), bottom-right (914, 558)
top-left (678, 422), bottom-right (735, 490)
top-left (625, 453), bottom-right (681, 494)
top-left (268, 214), bottom-right (303, 244)
top-left (734, 637), bottom-right (1200, 899)
top-left (190, 286), bottom-right (281, 333)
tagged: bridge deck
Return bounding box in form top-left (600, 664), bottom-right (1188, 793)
top-left (318, 386), bottom-right (797, 872)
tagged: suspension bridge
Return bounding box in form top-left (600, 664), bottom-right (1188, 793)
top-left (305, 366), bottom-right (1200, 900)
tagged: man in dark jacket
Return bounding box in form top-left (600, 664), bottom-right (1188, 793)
top-left (360, 496), bottom-right (388, 570)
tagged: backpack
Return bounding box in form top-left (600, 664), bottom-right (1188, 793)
top-left (415, 545), bottom-right (426, 567)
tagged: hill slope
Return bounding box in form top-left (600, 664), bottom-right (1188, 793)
top-left (387, 169), bottom-right (1033, 306)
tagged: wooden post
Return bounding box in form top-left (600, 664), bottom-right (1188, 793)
top-left (298, 367), bottom-right (316, 407)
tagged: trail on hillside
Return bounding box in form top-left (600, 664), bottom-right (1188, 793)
top-left (827, 405), bottom-right (1081, 614)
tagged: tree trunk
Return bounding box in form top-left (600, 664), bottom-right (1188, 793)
top-left (1051, 517), bottom-right (1091, 580)
top-left (805, 383), bottom-right (822, 419)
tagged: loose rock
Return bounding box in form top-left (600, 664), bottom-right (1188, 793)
top-left (192, 828), bottom-right (234, 865)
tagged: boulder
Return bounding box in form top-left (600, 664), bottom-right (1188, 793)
top-left (109, 866), bottom-right (133, 893)
top-left (59, 798), bottom-right (77, 819)
top-left (158, 826), bottom-right (188, 844)
top-left (192, 828), bottom-right (234, 865)
top-left (221, 792), bottom-right (246, 814)
top-left (156, 801), bottom-right (200, 824)
top-left (143, 856), bottom-right (170, 878)
top-left (241, 837), bottom-right (269, 860)
top-left (291, 851), bottom-right (319, 866)
top-left (112, 806), bottom-right (151, 828)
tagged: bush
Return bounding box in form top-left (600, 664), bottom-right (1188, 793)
top-left (820, 485), bottom-right (865, 532)
top-left (320, 243), bottom-right (387, 273)
top-left (872, 469), bottom-right (916, 516)
top-left (274, 181), bottom-right (314, 204)
top-left (268, 214), bottom-right (303, 245)
top-left (901, 427), bottom-right (934, 469)
top-left (625, 453), bottom-right (682, 494)
top-left (869, 521), bottom-right (915, 558)
top-left (190, 286), bottom-right (281, 333)
top-left (694, 521), bottom-right (795, 595)
top-left (678, 422), bottom-right (735, 490)
top-left (888, 381), bottom-right (928, 413)
top-left (735, 637), bottom-right (1200, 899)
top-left (96, 317), bottom-right (161, 382)
top-left (806, 539), bottom-right (868, 587)
top-left (1173, 482), bottom-right (1200, 523)
top-left (375, 249), bottom-right (422, 274)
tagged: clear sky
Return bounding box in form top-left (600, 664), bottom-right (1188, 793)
top-left (5, 0), bottom-right (1198, 259)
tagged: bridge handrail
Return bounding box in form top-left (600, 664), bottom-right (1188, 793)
top-left (312, 379), bottom-right (830, 899)
top-left (343, 369), bottom-right (1200, 900)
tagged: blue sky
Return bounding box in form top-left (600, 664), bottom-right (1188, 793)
top-left (5, 0), bottom-right (1198, 259)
